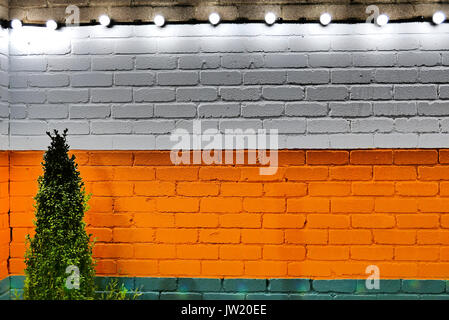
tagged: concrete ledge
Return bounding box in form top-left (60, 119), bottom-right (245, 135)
top-left (8, 1), bottom-right (449, 24)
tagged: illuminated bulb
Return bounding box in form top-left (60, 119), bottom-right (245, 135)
top-left (265, 12), bottom-right (276, 25)
top-left (320, 13), bottom-right (332, 26)
top-left (209, 12), bottom-right (220, 26)
top-left (46, 19), bottom-right (57, 30)
top-left (154, 14), bottom-right (165, 27)
top-left (11, 19), bottom-right (22, 30)
top-left (433, 11), bottom-right (446, 25)
top-left (376, 14), bottom-right (389, 26)
top-left (98, 14), bottom-right (110, 26)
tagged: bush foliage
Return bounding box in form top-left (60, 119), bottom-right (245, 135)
top-left (23, 129), bottom-right (96, 300)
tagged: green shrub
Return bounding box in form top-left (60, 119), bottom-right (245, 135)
top-left (23, 129), bottom-right (96, 300)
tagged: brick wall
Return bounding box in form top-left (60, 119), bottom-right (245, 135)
top-left (0, 152), bottom-right (8, 281)
top-left (7, 24), bottom-right (449, 150)
top-left (6, 149), bottom-right (449, 280)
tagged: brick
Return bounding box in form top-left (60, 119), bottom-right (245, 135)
top-left (223, 279), bottom-right (266, 292)
top-left (331, 198), bottom-right (374, 213)
top-left (199, 167), bottom-right (240, 181)
top-left (201, 71), bottom-right (241, 85)
top-left (419, 199), bottom-right (449, 212)
top-left (309, 182), bottom-right (351, 196)
top-left (219, 213), bottom-right (261, 228)
top-left (198, 103), bottom-right (240, 118)
top-left (220, 245), bottom-right (261, 260)
top-left (245, 261), bottom-right (288, 277)
top-left (200, 197), bottom-right (242, 212)
top-left (243, 198), bottom-right (285, 212)
top-left (308, 246), bottom-right (349, 260)
top-left (285, 230), bottom-right (327, 245)
top-left (374, 230), bottom-right (416, 245)
top-left (264, 183), bottom-right (307, 196)
top-left (177, 87), bottom-right (218, 102)
top-left (263, 214), bottom-right (305, 229)
top-left (288, 261), bottom-right (332, 277)
top-left (178, 278), bottom-right (222, 292)
top-left (178, 55), bottom-right (220, 69)
top-left (159, 260), bottom-right (201, 276)
top-left (396, 214), bottom-right (439, 229)
top-left (396, 182), bottom-right (438, 196)
top-left (158, 72), bottom-right (199, 86)
top-left (156, 198), bottom-right (199, 213)
top-left (419, 167), bottom-right (449, 180)
top-left (134, 88), bottom-right (175, 102)
top-left (312, 280), bottom-right (357, 293)
top-left (288, 70), bottom-right (329, 84)
top-left (285, 167), bottom-right (328, 181)
top-left (244, 71), bottom-right (285, 85)
top-left (329, 230), bottom-right (372, 245)
top-left (241, 229), bottom-right (283, 244)
top-left (176, 213), bottom-right (219, 228)
top-left (350, 246), bottom-right (394, 260)
top-left (402, 280), bottom-right (445, 294)
top-left (395, 247), bottom-right (439, 261)
top-left (136, 56), bottom-right (177, 70)
top-left (285, 102), bottom-right (328, 117)
top-left (262, 86), bottom-right (304, 101)
top-left (306, 86), bottom-right (348, 101)
top-left (352, 182), bottom-right (395, 196)
top-left (177, 244), bottom-right (219, 259)
top-left (115, 72), bottom-right (154, 86)
top-left (200, 229), bottom-right (240, 244)
top-left (394, 85), bottom-right (437, 100)
top-left (91, 88), bottom-right (132, 103)
top-left (352, 214), bottom-right (395, 229)
top-left (375, 198), bottom-right (417, 213)
top-left (306, 151), bottom-right (348, 165)
top-left (287, 198), bottom-right (329, 213)
top-left (156, 229), bottom-right (198, 244)
top-left (220, 87), bottom-right (261, 101)
top-left (374, 166), bottom-right (416, 180)
top-left (329, 166), bottom-right (372, 181)
top-left (202, 261), bottom-right (244, 276)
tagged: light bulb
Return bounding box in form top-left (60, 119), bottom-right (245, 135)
top-left (376, 14), bottom-right (389, 26)
top-left (320, 13), bottom-right (332, 26)
top-left (154, 14), bottom-right (165, 27)
top-left (98, 14), bottom-right (110, 26)
top-left (46, 19), bottom-right (57, 30)
top-left (11, 19), bottom-right (22, 30)
top-left (265, 12), bottom-right (276, 25)
top-left (433, 11), bottom-right (446, 25)
top-left (209, 12), bottom-right (220, 26)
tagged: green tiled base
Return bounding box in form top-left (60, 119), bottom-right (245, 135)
top-left (1, 276), bottom-right (449, 300)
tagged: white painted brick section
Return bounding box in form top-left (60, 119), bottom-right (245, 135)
top-left (4, 23), bottom-right (449, 150)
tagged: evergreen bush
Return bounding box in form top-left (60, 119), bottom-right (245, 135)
top-left (23, 129), bottom-right (96, 300)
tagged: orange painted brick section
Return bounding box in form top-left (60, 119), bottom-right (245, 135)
top-left (5, 149), bottom-right (449, 280)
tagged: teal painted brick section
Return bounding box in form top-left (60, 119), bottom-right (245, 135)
top-left (402, 280), bottom-right (446, 294)
top-left (0, 277), bottom-right (9, 294)
top-left (178, 278), bottom-right (222, 292)
top-left (312, 280), bottom-right (357, 293)
top-left (135, 277), bottom-right (177, 291)
top-left (2, 276), bottom-right (449, 300)
top-left (10, 276), bottom-right (25, 289)
top-left (223, 279), bottom-right (266, 292)
top-left (269, 279), bottom-right (310, 293)
top-left (203, 293), bottom-right (246, 300)
top-left (136, 292), bottom-right (160, 300)
top-left (355, 279), bottom-right (401, 294)
top-left (0, 292), bottom-right (9, 300)
top-left (95, 277), bottom-right (135, 291)
top-left (160, 292), bottom-right (202, 300)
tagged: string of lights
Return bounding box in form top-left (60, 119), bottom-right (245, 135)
top-left (3, 10), bottom-right (448, 30)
